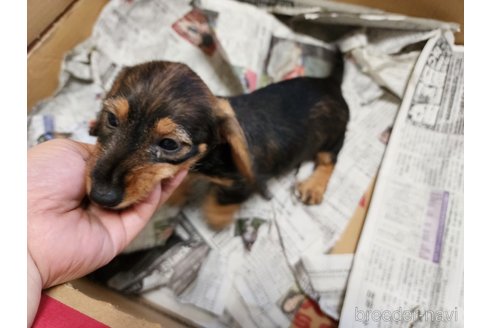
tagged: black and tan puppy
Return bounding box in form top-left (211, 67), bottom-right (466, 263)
top-left (86, 51), bottom-right (349, 229)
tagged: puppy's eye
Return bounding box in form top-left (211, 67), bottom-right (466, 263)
top-left (159, 138), bottom-right (180, 152)
top-left (107, 112), bottom-right (119, 128)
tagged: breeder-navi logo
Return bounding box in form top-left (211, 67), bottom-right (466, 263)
top-left (355, 307), bottom-right (459, 324)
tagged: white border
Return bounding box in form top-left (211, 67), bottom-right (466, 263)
top-left (1, 0), bottom-right (26, 326)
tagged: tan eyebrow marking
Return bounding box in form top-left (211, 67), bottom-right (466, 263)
top-left (155, 118), bottom-right (192, 144)
top-left (156, 118), bottom-right (177, 135)
top-left (104, 97), bottom-right (129, 121)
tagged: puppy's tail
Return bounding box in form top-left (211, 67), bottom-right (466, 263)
top-left (329, 47), bottom-right (345, 85)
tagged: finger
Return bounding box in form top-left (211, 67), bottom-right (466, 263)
top-left (55, 139), bottom-right (95, 161)
top-left (69, 141), bottom-right (96, 162)
top-left (113, 170), bottom-right (188, 252)
top-left (158, 169), bottom-right (188, 206)
top-left (28, 140), bottom-right (97, 214)
top-left (31, 139), bottom-right (95, 161)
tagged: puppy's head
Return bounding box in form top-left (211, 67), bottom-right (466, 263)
top-left (86, 61), bottom-right (252, 209)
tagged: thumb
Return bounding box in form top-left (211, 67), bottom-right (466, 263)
top-left (116, 169), bottom-right (188, 251)
top-left (158, 170), bottom-right (188, 207)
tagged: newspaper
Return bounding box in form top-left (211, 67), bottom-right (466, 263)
top-left (27, 0), bottom-right (462, 327)
top-left (106, 212), bottom-right (211, 295)
top-left (339, 33), bottom-right (463, 327)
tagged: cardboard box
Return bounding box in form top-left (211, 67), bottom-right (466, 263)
top-left (27, 0), bottom-right (463, 326)
top-left (36, 283), bottom-right (161, 328)
top-left (27, 0), bottom-right (109, 111)
top-left (27, 0), bottom-right (77, 46)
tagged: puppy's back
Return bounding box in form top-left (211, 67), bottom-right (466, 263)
top-left (228, 73), bottom-right (348, 177)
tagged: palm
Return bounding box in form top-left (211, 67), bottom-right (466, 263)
top-left (27, 139), bottom-right (185, 288)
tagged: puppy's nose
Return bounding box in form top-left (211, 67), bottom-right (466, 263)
top-left (89, 185), bottom-right (123, 208)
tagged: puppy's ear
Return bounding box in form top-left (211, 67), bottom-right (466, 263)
top-left (214, 99), bottom-right (254, 183)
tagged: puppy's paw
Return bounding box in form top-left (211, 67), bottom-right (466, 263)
top-left (296, 178), bottom-right (326, 205)
top-left (203, 193), bottom-right (240, 230)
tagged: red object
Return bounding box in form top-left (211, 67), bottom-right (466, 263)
top-left (32, 294), bottom-right (109, 328)
top-left (359, 195), bottom-right (366, 208)
top-left (293, 312), bottom-right (312, 328)
top-left (293, 298), bottom-right (338, 328)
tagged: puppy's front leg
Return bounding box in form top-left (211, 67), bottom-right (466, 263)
top-left (203, 190), bottom-right (241, 230)
top-left (203, 183), bottom-right (252, 230)
top-left (296, 152), bottom-right (335, 205)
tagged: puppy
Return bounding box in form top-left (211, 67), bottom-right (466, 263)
top-left (86, 50), bottom-right (349, 229)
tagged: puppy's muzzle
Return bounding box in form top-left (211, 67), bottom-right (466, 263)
top-left (89, 183), bottom-right (124, 208)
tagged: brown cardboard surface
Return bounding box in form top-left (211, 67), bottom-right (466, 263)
top-left (27, 0), bottom-right (109, 112)
top-left (46, 283), bottom-right (162, 328)
top-left (337, 0), bottom-right (464, 44)
top-left (27, 0), bottom-right (76, 47)
top-left (330, 179), bottom-right (376, 254)
top-left (69, 279), bottom-right (191, 328)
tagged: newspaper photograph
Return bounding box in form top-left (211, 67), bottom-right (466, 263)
top-left (27, 0), bottom-right (463, 327)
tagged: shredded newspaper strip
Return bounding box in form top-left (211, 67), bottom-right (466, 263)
top-left (339, 34), bottom-right (464, 327)
top-left (27, 0), bottom-right (462, 327)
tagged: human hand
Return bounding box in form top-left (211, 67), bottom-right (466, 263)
top-left (27, 139), bottom-right (187, 326)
